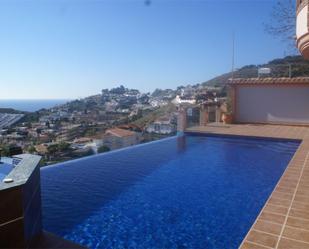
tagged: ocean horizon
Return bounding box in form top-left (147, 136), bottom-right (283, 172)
top-left (0, 99), bottom-right (71, 112)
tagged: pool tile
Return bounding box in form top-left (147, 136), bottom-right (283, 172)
top-left (275, 186), bottom-right (295, 194)
top-left (301, 175), bottom-right (309, 181)
top-left (286, 168), bottom-right (301, 173)
top-left (271, 192), bottom-right (293, 201)
top-left (268, 197), bottom-right (291, 207)
top-left (259, 211), bottom-right (286, 225)
top-left (284, 168), bottom-right (300, 173)
top-left (289, 209), bottom-right (309, 220)
top-left (240, 241), bottom-right (271, 249)
top-left (286, 217), bottom-right (309, 230)
top-left (291, 201), bottom-right (309, 212)
top-left (246, 230), bottom-right (278, 248)
top-left (277, 182), bottom-right (297, 190)
top-left (253, 220), bottom-right (282, 235)
top-left (299, 181), bottom-right (309, 188)
top-left (277, 237), bottom-right (309, 249)
top-left (299, 178), bottom-right (309, 182)
top-left (296, 187), bottom-right (309, 196)
top-left (278, 180), bottom-right (298, 187)
top-left (282, 226), bottom-right (309, 243)
top-left (281, 175), bottom-right (300, 181)
top-left (263, 204), bottom-right (288, 216)
top-left (294, 195), bottom-right (309, 204)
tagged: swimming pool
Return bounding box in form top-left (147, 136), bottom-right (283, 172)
top-left (41, 134), bottom-right (299, 249)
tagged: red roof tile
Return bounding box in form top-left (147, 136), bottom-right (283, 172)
top-left (228, 77), bottom-right (309, 85)
top-left (105, 128), bottom-right (136, 138)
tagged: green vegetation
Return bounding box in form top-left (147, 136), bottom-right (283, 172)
top-left (23, 112), bottom-right (40, 123)
top-left (151, 88), bottom-right (175, 98)
top-left (27, 145), bottom-right (37, 154)
top-left (225, 96), bottom-right (232, 114)
top-left (0, 145), bottom-right (23, 157)
top-left (41, 142), bottom-right (95, 166)
top-left (47, 144), bottom-right (59, 156)
top-left (47, 142), bottom-right (71, 156)
top-left (84, 127), bottom-right (98, 137)
top-left (132, 104), bottom-right (176, 128)
top-left (0, 145), bottom-right (10, 157)
top-left (58, 141), bottom-right (71, 152)
top-left (0, 108), bottom-right (24, 114)
top-left (97, 145), bottom-right (110, 153)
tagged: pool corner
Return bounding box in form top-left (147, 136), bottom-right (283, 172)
top-left (0, 154), bottom-right (42, 248)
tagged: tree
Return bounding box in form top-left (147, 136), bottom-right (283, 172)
top-left (97, 145), bottom-right (110, 153)
top-left (47, 144), bottom-right (58, 156)
top-left (58, 142), bottom-right (71, 152)
top-left (265, 0), bottom-right (297, 52)
top-left (85, 127), bottom-right (97, 137)
top-left (0, 145), bottom-right (10, 157)
top-left (28, 146), bottom-right (37, 154)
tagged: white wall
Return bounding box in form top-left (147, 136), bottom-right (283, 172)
top-left (297, 6), bottom-right (308, 38)
top-left (236, 85), bottom-right (309, 124)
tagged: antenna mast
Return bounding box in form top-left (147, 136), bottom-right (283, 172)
top-left (231, 32), bottom-right (235, 81)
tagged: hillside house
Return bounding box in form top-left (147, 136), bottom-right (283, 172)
top-left (103, 128), bottom-right (141, 150)
top-left (146, 118), bottom-right (176, 135)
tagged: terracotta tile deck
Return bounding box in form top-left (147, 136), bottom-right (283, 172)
top-left (186, 124), bottom-right (309, 249)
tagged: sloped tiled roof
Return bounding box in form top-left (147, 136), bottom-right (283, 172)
top-left (228, 77), bottom-right (309, 85)
top-left (105, 128), bottom-right (136, 138)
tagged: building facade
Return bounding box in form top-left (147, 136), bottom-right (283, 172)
top-left (103, 128), bottom-right (141, 150)
top-left (296, 0), bottom-right (309, 58)
top-left (229, 77), bottom-right (309, 125)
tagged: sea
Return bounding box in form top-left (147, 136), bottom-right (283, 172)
top-left (0, 99), bottom-right (70, 112)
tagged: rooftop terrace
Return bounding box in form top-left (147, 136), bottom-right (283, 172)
top-left (229, 77), bottom-right (309, 85)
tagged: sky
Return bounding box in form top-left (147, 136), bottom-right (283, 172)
top-left (0, 0), bottom-right (295, 99)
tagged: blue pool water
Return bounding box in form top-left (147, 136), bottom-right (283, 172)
top-left (0, 160), bottom-right (14, 181)
top-left (41, 135), bottom-right (299, 249)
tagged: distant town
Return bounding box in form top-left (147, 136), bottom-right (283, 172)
top-left (0, 84), bottom-right (224, 165)
top-left (1, 55), bottom-right (308, 166)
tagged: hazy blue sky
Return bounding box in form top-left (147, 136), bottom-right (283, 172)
top-left (0, 0), bottom-right (294, 99)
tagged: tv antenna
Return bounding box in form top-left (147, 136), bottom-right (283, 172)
top-left (231, 32), bottom-right (235, 81)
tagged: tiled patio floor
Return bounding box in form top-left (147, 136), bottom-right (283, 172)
top-left (186, 124), bottom-right (309, 249)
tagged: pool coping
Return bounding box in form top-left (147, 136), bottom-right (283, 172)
top-left (186, 125), bottom-right (309, 249)
top-left (0, 154), bottom-right (41, 191)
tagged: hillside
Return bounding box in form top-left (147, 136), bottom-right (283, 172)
top-left (0, 108), bottom-right (25, 114)
top-left (132, 103), bottom-right (176, 128)
top-left (202, 56), bottom-right (309, 87)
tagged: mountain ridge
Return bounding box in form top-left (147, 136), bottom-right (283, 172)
top-left (200, 55), bottom-right (309, 87)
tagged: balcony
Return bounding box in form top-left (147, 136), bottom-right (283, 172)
top-left (297, 0), bottom-right (309, 58)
